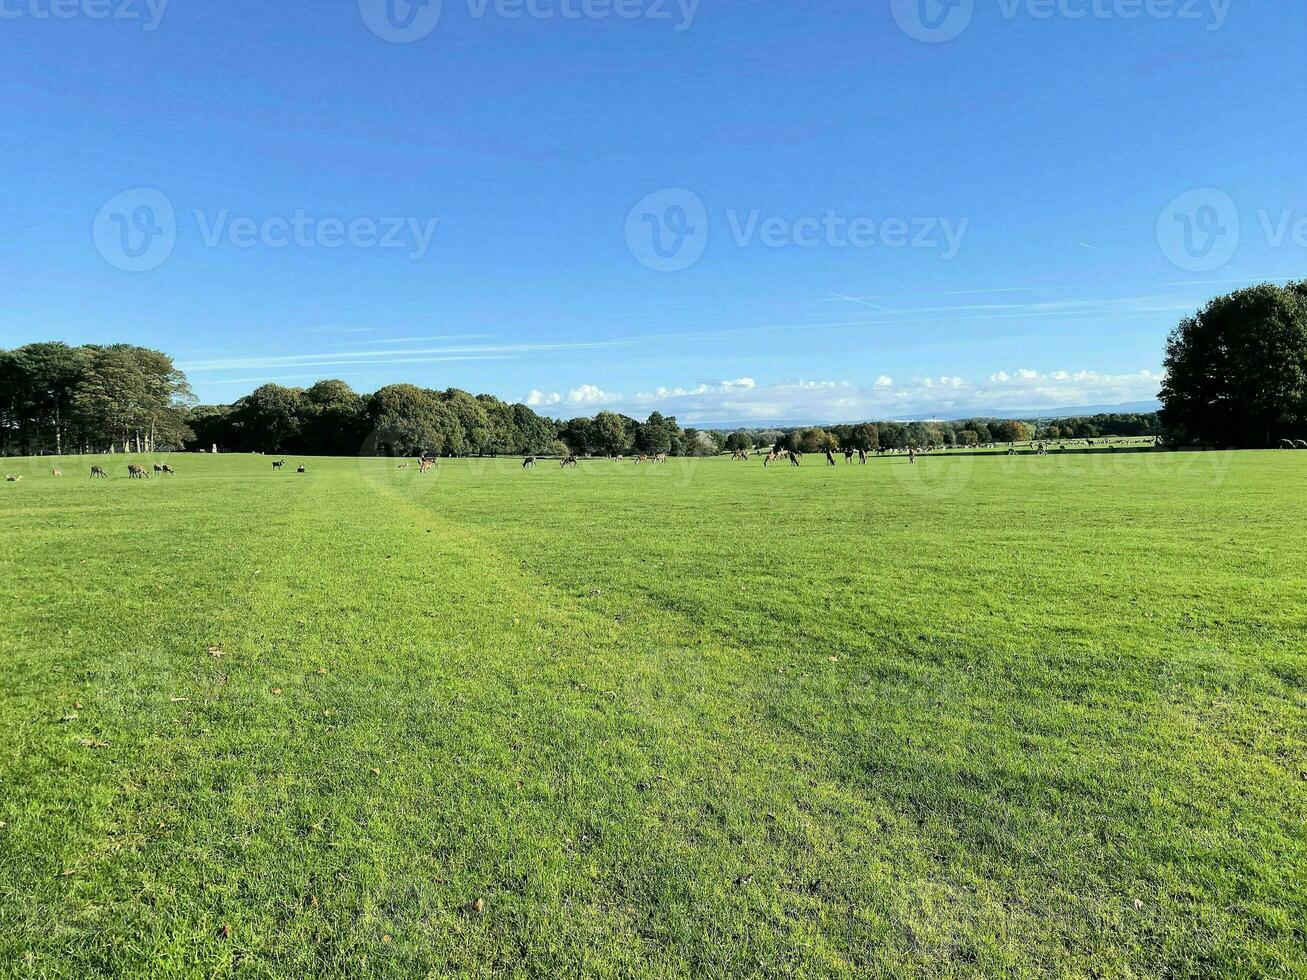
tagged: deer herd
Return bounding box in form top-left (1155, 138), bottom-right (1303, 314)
top-left (4, 436), bottom-right (1303, 486)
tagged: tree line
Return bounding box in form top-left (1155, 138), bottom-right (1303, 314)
top-left (0, 343), bottom-right (193, 456)
top-left (11, 272), bottom-right (1303, 458)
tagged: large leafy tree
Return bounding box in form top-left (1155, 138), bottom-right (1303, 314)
top-left (7, 343), bottom-right (87, 454)
top-left (299, 379), bottom-right (366, 455)
top-left (636, 411), bottom-right (674, 455)
top-left (71, 345), bottom-right (193, 452)
top-left (591, 411), bottom-right (633, 457)
top-left (365, 384), bottom-right (465, 457)
top-left (231, 384), bottom-right (305, 453)
top-left (1160, 282), bottom-right (1307, 447)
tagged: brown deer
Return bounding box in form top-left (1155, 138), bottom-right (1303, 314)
top-left (90, 465), bottom-right (108, 478)
top-left (522, 456), bottom-right (537, 468)
top-left (127, 464), bottom-right (149, 479)
top-left (51, 468), bottom-right (62, 477)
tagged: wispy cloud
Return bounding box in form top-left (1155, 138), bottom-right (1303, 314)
top-left (180, 339), bottom-right (637, 373)
top-left (303, 326), bottom-right (377, 335)
top-left (336, 334), bottom-right (496, 347)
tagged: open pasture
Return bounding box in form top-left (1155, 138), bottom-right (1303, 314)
top-left (1, 451), bottom-right (1304, 978)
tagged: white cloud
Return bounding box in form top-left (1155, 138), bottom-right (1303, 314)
top-left (519, 368), bottom-right (1162, 423)
top-left (567, 384), bottom-right (613, 405)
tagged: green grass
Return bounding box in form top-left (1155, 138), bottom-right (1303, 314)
top-left (1, 450), bottom-right (1304, 978)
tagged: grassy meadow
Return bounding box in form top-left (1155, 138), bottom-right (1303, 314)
top-left (0, 449), bottom-right (1304, 978)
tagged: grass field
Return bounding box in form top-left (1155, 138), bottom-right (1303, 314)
top-left (1, 450), bottom-right (1304, 978)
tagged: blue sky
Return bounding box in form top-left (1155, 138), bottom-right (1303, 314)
top-left (2, 0), bottom-right (1304, 422)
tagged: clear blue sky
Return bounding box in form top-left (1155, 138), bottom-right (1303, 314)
top-left (2, 0), bottom-right (1304, 423)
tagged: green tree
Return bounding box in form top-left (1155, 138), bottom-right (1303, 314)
top-left (592, 411), bottom-right (633, 457)
top-left (300, 379), bottom-right (366, 455)
top-left (849, 422), bottom-right (879, 451)
top-left (724, 431), bottom-right (753, 452)
top-left (637, 412), bottom-right (674, 455)
top-left (232, 384), bottom-right (305, 453)
top-left (366, 385), bottom-right (464, 457)
top-left (72, 345), bottom-right (193, 452)
top-left (1160, 282), bottom-right (1307, 447)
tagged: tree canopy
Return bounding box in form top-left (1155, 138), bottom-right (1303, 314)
top-left (1160, 282), bottom-right (1307, 447)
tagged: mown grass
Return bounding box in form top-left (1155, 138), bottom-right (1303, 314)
top-left (1, 450), bottom-right (1304, 978)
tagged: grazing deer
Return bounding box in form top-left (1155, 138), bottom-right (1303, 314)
top-left (419, 458), bottom-right (435, 474)
top-left (522, 456), bottom-right (537, 468)
top-left (826, 449), bottom-right (836, 466)
top-left (127, 464), bottom-right (149, 479)
top-left (51, 468), bottom-right (62, 477)
top-left (654, 453), bottom-right (667, 464)
top-left (160, 464), bottom-right (175, 475)
top-left (561, 454), bottom-right (578, 468)
top-left (90, 466), bottom-right (108, 479)
top-left (635, 455), bottom-right (648, 465)
top-left (789, 451), bottom-right (801, 467)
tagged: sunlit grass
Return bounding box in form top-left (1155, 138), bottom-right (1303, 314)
top-left (1, 450), bottom-right (1303, 977)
